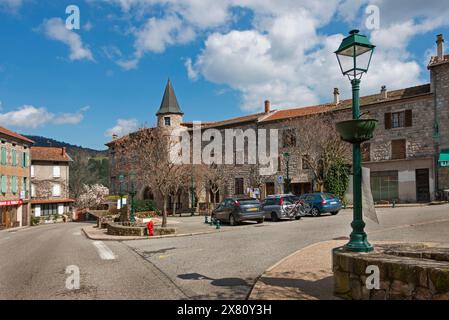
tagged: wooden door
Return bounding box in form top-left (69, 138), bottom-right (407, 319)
top-left (416, 169), bottom-right (430, 203)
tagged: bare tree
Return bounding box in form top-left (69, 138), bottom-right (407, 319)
top-left (190, 164), bottom-right (211, 213)
top-left (292, 113), bottom-right (351, 192)
top-left (207, 164), bottom-right (228, 213)
top-left (116, 127), bottom-right (182, 227)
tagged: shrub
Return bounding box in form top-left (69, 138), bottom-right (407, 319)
top-left (324, 160), bottom-right (351, 201)
top-left (134, 200), bottom-right (156, 213)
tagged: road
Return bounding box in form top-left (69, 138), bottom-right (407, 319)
top-left (1, 205), bottom-right (449, 300)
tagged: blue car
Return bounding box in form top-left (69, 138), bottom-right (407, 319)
top-left (299, 193), bottom-right (342, 217)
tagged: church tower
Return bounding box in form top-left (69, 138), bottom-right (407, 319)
top-left (156, 79), bottom-right (184, 128)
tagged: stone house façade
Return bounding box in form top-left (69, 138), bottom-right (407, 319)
top-left (107, 34), bottom-right (449, 209)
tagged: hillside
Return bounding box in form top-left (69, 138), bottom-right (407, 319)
top-left (24, 135), bottom-right (110, 196)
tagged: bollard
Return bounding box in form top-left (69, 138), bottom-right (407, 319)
top-left (392, 200), bottom-right (396, 208)
top-left (204, 216), bottom-right (209, 224)
top-left (216, 220), bottom-right (221, 230)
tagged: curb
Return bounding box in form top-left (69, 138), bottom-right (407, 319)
top-left (247, 241), bottom-right (331, 300)
top-left (81, 225), bottom-right (232, 241)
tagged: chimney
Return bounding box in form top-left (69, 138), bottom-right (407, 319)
top-left (381, 85), bottom-right (388, 99)
top-left (112, 134), bottom-right (118, 140)
top-left (264, 100), bottom-right (271, 113)
top-left (62, 147), bottom-right (66, 155)
top-left (333, 88), bottom-right (340, 105)
top-left (437, 34), bottom-right (445, 61)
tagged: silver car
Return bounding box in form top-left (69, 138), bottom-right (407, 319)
top-left (261, 194), bottom-right (301, 221)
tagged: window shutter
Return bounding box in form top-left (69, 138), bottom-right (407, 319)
top-left (31, 165), bottom-right (35, 177)
top-left (1, 147), bottom-right (6, 165)
top-left (362, 143), bottom-right (371, 162)
top-left (53, 166), bottom-right (61, 178)
top-left (385, 113), bottom-right (392, 129)
top-left (391, 139), bottom-right (406, 160)
top-left (1, 176), bottom-right (6, 193)
top-left (12, 150), bottom-right (16, 166)
top-left (12, 176), bottom-right (17, 194)
top-left (405, 110), bottom-right (413, 127)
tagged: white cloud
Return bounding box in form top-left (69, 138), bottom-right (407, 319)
top-left (40, 18), bottom-right (94, 61)
top-left (0, 105), bottom-right (88, 129)
top-left (105, 118), bottom-right (139, 137)
top-left (0, 0), bottom-right (23, 12)
top-left (94, 0), bottom-right (447, 111)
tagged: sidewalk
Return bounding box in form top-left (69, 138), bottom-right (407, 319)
top-left (249, 240), bottom-right (346, 300)
top-left (82, 216), bottom-right (229, 241)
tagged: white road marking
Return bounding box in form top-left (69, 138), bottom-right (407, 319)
top-left (92, 241), bottom-right (116, 260)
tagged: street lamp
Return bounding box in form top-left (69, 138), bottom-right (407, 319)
top-left (129, 172), bottom-right (137, 223)
top-left (335, 29), bottom-right (376, 253)
top-left (283, 152), bottom-right (291, 194)
top-left (118, 174), bottom-right (125, 210)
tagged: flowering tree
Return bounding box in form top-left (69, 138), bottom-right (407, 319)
top-left (76, 184), bottom-right (109, 209)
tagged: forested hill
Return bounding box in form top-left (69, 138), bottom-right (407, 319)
top-left (23, 135), bottom-right (110, 197)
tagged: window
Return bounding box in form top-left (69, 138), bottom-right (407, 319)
top-left (11, 176), bottom-right (17, 194)
top-left (391, 139), bottom-right (406, 160)
top-left (1, 147), bottom-right (6, 165)
top-left (385, 110), bottom-right (412, 129)
top-left (302, 155), bottom-right (310, 170)
top-left (31, 184), bottom-right (36, 197)
top-left (31, 165), bottom-right (35, 178)
top-left (22, 152), bottom-right (28, 168)
top-left (164, 117), bottom-right (171, 126)
top-left (282, 129), bottom-right (296, 147)
top-left (53, 166), bottom-right (61, 178)
top-left (362, 143), bottom-right (371, 162)
top-left (234, 178), bottom-right (244, 195)
top-left (12, 149), bottom-right (17, 166)
top-left (53, 184), bottom-right (61, 197)
top-left (371, 171), bottom-right (399, 202)
top-left (23, 177), bottom-right (28, 197)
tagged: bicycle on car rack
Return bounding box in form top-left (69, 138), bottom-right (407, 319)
top-left (284, 200), bottom-right (312, 219)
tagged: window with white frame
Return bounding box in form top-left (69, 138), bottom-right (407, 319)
top-left (31, 184), bottom-right (36, 197)
top-left (53, 166), bottom-right (61, 178)
top-left (31, 165), bottom-right (35, 178)
top-left (52, 184), bottom-right (61, 197)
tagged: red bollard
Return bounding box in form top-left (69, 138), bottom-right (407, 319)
top-left (146, 221), bottom-right (154, 236)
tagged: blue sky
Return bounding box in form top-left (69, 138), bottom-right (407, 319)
top-left (0, 0), bottom-right (448, 150)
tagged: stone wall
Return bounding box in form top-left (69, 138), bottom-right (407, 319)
top-left (333, 244), bottom-right (449, 300)
top-left (107, 222), bottom-right (176, 237)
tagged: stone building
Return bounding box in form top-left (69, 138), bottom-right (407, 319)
top-left (30, 147), bottom-right (74, 217)
top-left (107, 34), bottom-right (449, 207)
top-left (0, 126), bottom-right (33, 229)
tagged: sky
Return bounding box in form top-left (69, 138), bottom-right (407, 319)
top-left (0, 0), bottom-right (448, 150)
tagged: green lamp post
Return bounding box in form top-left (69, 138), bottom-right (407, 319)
top-left (335, 29), bottom-right (376, 253)
top-left (118, 174), bottom-right (125, 210)
top-left (129, 172), bottom-right (137, 223)
top-left (283, 152), bottom-right (291, 194)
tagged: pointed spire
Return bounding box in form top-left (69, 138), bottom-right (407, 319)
top-left (156, 79), bottom-right (184, 116)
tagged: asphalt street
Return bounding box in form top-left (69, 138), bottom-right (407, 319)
top-left (1, 204), bottom-right (449, 300)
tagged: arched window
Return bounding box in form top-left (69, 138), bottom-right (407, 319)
top-left (143, 187), bottom-right (154, 200)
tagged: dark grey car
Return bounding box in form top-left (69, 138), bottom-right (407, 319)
top-left (212, 197), bottom-right (265, 226)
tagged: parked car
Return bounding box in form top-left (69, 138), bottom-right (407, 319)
top-left (299, 193), bottom-right (342, 217)
top-left (261, 194), bottom-right (302, 221)
top-left (212, 197), bottom-right (265, 226)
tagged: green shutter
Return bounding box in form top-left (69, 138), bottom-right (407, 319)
top-left (12, 149), bottom-right (16, 166)
top-left (22, 152), bottom-right (28, 168)
top-left (1, 176), bottom-right (6, 193)
top-left (1, 147), bottom-right (6, 165)
top-left (12, 176), bottom-right (17, 194)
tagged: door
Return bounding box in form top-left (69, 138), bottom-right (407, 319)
top-left (265, 182), bottom-right (275, 196)
top-left (416, 169), bottom-right (430, 203)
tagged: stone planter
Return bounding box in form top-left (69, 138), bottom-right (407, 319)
top-left (336, 119), bottom-right (378, 144)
